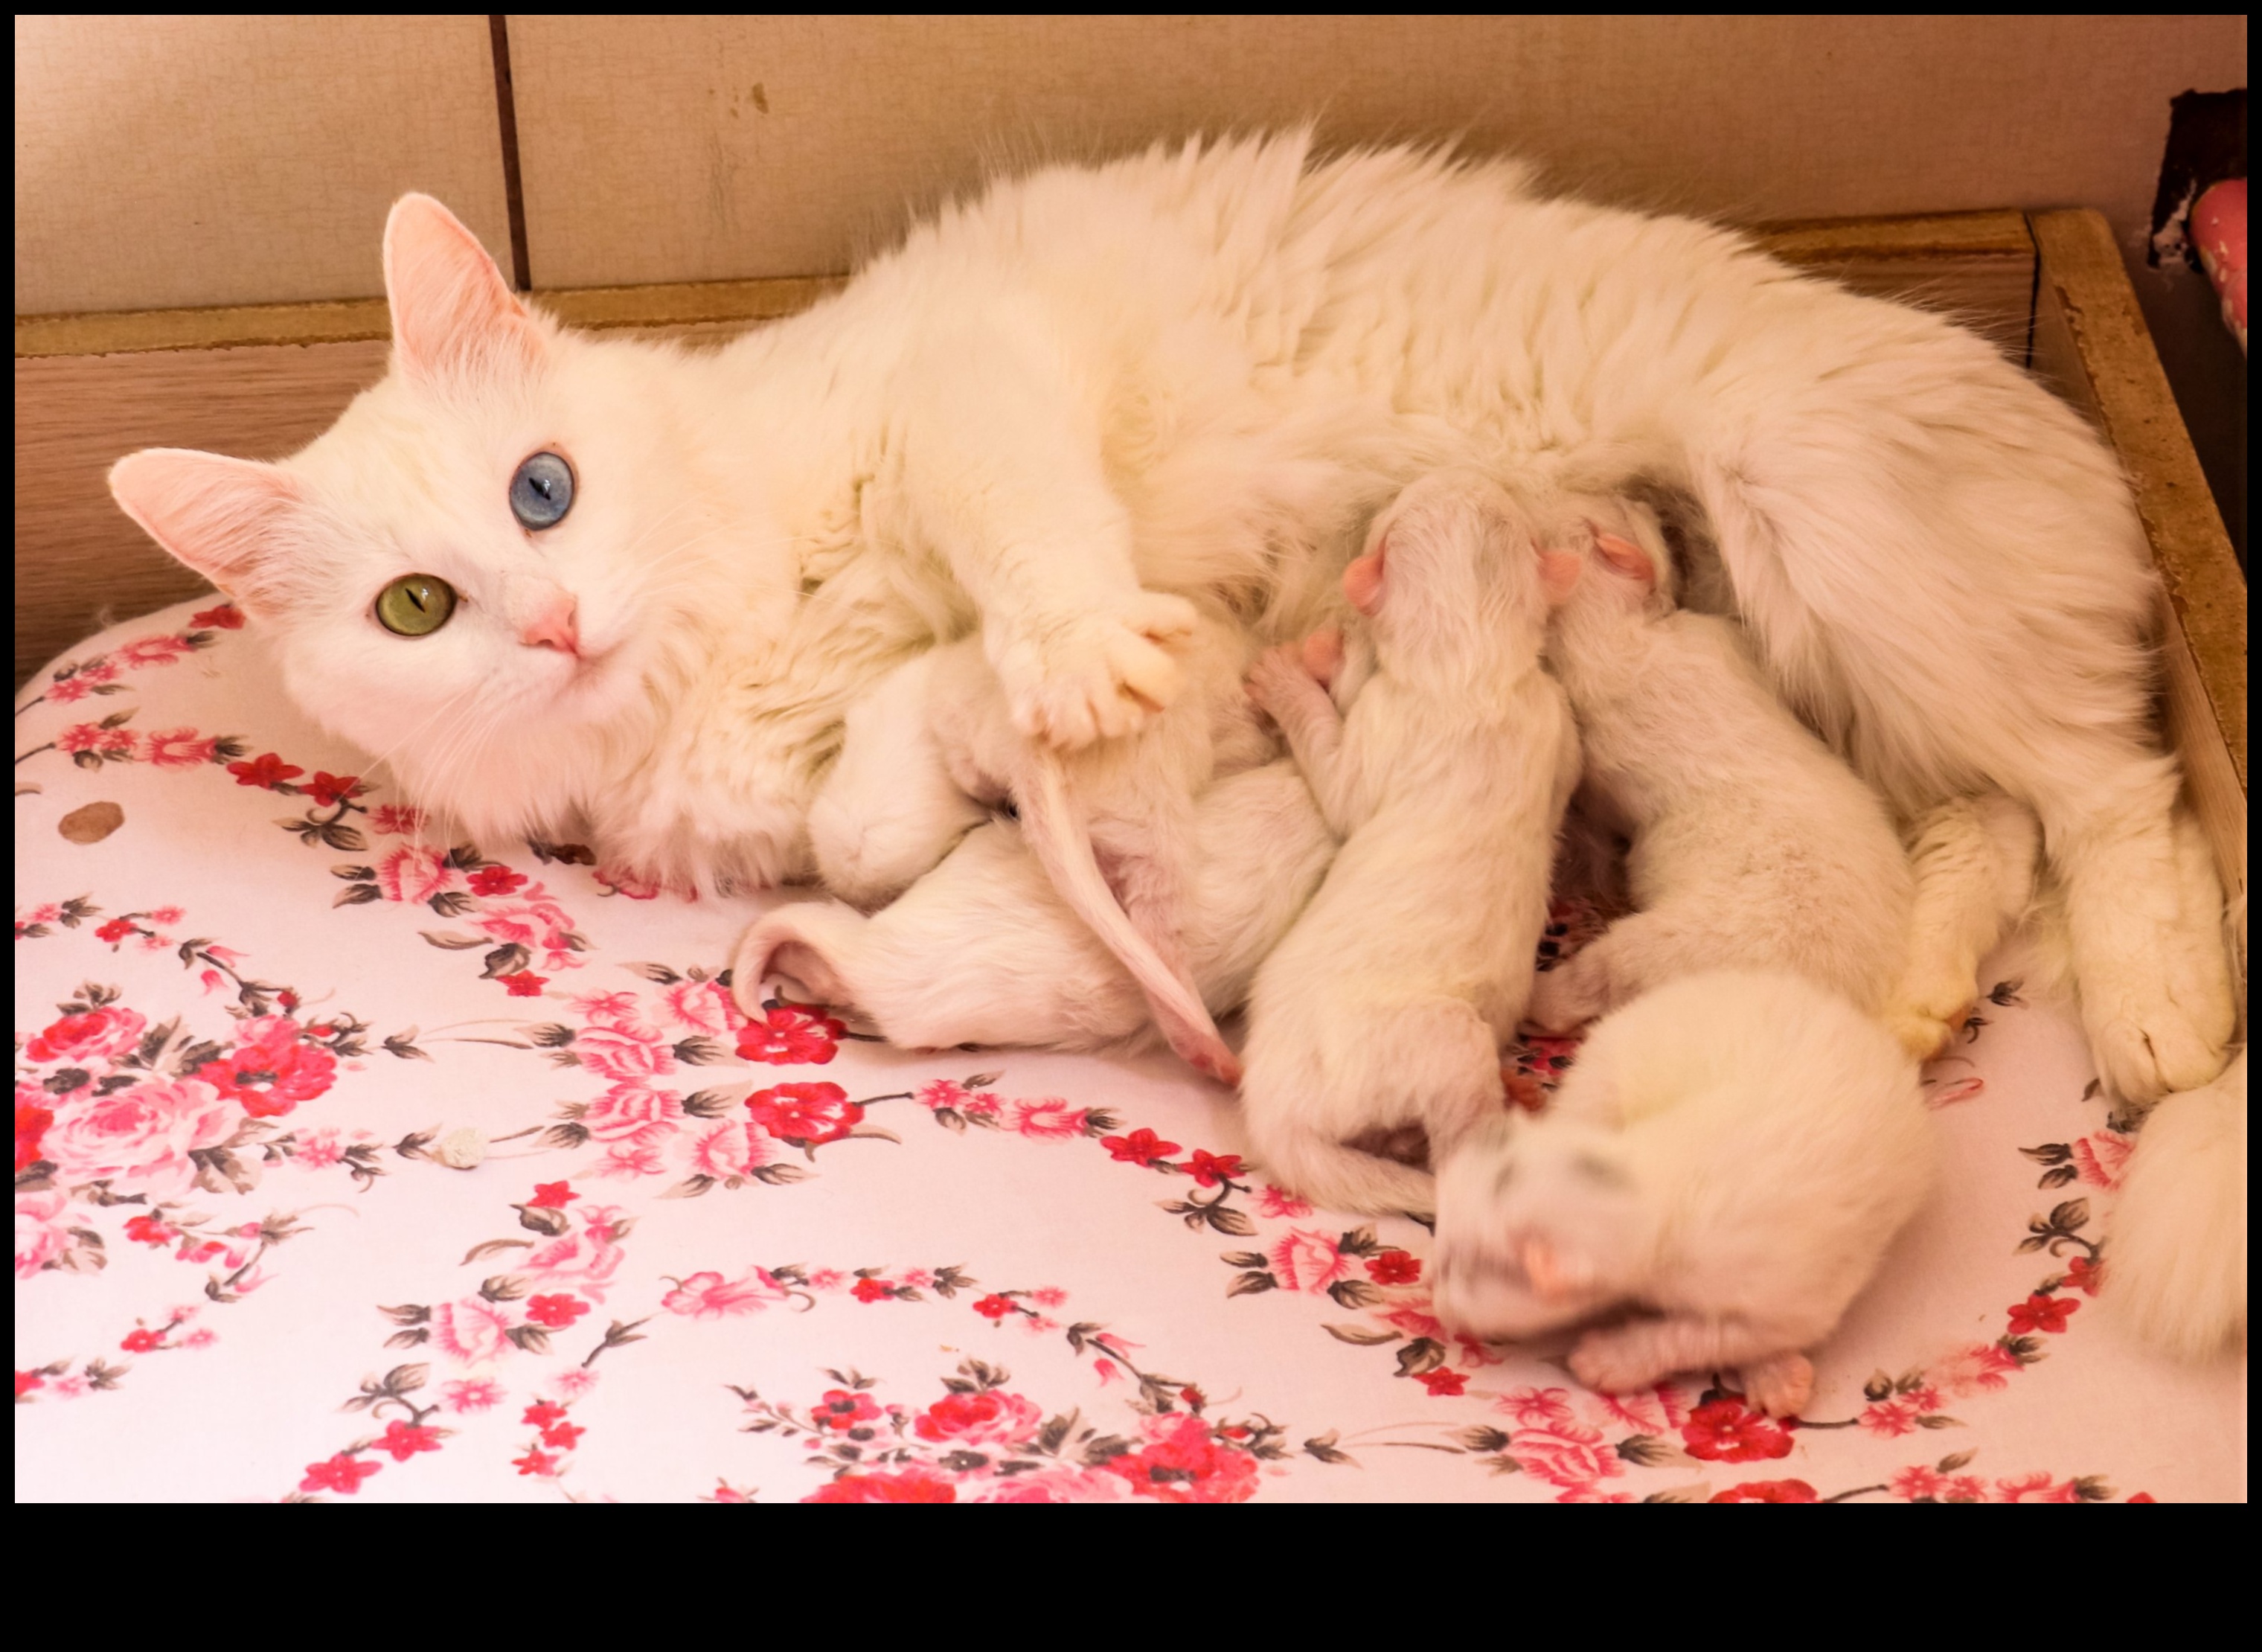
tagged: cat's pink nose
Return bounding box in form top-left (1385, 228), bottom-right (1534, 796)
top-left (520, 597), bottom-right (580, 657)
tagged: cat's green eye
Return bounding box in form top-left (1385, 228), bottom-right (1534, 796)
top-left (374, 574), bottom-right (458, 637)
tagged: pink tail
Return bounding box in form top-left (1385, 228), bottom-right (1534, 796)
top-left (1018, 751), bottom-right (1242, 1084)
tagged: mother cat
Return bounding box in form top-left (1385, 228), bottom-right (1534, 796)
top-left (111, 135), bottom-right (2234, 1317)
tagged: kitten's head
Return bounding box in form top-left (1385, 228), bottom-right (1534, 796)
top-left (108, 196), bottom-right (784, 843)
top-left (1551, 496), bottom-right (1677, 621)
top-left (1343, 470), bottom-right (1581, 670)
top-left (1431, 1111), bottom-right (1659, 1342)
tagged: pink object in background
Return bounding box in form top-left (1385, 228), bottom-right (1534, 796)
top-left (2191, 178), bottom-right (2246, 352)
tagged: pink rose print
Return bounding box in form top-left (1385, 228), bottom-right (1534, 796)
top-left (524, 1213), bottom-right (625, 1290)
top-left (1711, 1479), bottom-right (1819, 1502)
top-left (577, 1029), bottom-right (677, 1083)
top-left (581, 1081), bottom-right (683, 1145)
top-left (1008, 1098), bottom-right (1086, 1138)
top-left (368, 804), bottom-right (425, 836)
top-left (190, 603), bottom-right (243, 630)
top-left (429, 1297), bottom-right (517, 1366)
top-left (913, 1389), bottom-right (1042, 1447)
top-left (15, 1192), bottom-right (71, 1278)
top-left (1591, 1383), bottom-right (1690, 1436)
top-left (195, 1017), bottom-right (337, 1118)
top-left (1256, 1184), bottom-right (1313, 1219)
top-left (25, 1005), bottom-right (147, 1065)
top-left (1513, 1425), bottom-right (1624, 1492)
top-left (816, 1389), bottom-right (885, 1433)
top-left (736, 1003), bottom-right (844, 1065)
top-left (746, 1081), bottom-right (862, 1146)
top-left (42, 1077), bottom-right (237, 1189)
top-left (664, 979), bottom-right (740, 1037)
top-left (1939, 1342), bottom-right (2022, 1395)
top-left (1103, 1414), bottom-right (1260, 1505)
top-left (143, 729), bottom-right (219, 769)
top-left (474, 887), bottom-right (583, 972)
top-left (377, 845), bottom-right (455, 904)
top-left (592, 1144), bottom-right (664, 1179)
top-left (2072, 1132), bottom-right (2133, 1190)
top-left (1998, 1473), bottom-right (2084, 1503)
top-left (1269, 1229), bottom-right (1350, 1294)
top-left (2007, 1292), bottom-right (2080, 1335)
top-left (661, 1270), bottom-right (790, 1318)
top-left (17, 1099), bottom-right (56, 1174)
top-left (225, 752), bottom-right (303, 790)
top-left (685, 1120), bottom-right (778, 1180)
top-left (468, 865), bottom-right (527, 897)
top-left (984, 1466), bottom-right (1133, 1503)
top-left (440, 1379), bottom-right (504, 1413)
top-left (300, 1454), bottom-right (381, 1494)
top-left (804, 1467), bottom-right (957, 1502)
top-left (1497, 1386), bottom-right (1577, 1430)
top-left (1679, 1398), bottom-right (1795, 1463)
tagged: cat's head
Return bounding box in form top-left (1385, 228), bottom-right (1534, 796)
top-left (1430, 1111), bottom-right (1657, 1342)
top-left (109, 196), bottom-right (782, 842)
top-left (1343, 470), bottom-right (1581, 669)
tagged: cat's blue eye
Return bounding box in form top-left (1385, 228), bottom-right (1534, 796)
top-left (510, 451), bottom-right (574, 530)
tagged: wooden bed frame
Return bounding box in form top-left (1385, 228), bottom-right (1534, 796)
top-left (13, 209), bottom-right (2246, 934)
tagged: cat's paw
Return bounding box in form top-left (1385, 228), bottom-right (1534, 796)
top-left (1739, 1352), bottom-right (1814, 1419)
top-left (991, 591), bottom-right (1197, 748)
top-left (2081, 951), bottom-right (2232, 1104)
top-left (1882, 1001), bottom-right (1961, 1064)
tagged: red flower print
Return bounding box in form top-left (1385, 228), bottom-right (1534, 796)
top-left (1182, 1148), bottom-right (1244, 1187)
top-left (914, 1389), bottom-right (1042, 1446)
top-left (95, 918), bottom-right (137, 943)
top-left (2007, 1291), bottom-right (2080, 1335)
top-left (522, 1401), bottom-right (568, 1429)
top-left (497, 971), bottom-right (548, 997)
top-left (47, 676), bottom-right (88, 703)
top-left (1101, 1127), bottom-right (1181, 1167)
top-left (377, 1421), bottom-right (441, 1461)
top-left (1891, 1465), bottom-right (1947, 1500)
top-left (226, 752), bottom-right (304, 790)
top-left (735, 1004), bottom-right (845, 1065)
top-left (25, 1005), bottom-right (147, 1064)
top-left (745, 1080), bottom-right (861, 1145)
top-left (56, 723), bottom-right (104, 754)
top-left (97, 729), bottom-right (135, 757)
top-left (123, 1214), bottom-right (174, 1246)
top-left (303, 772), bottom-right (362, 808)
top-left (973, 1294), bottom-right (1016, 1320)
top-left (190, 603), bottom-right (243, 630)
top-left (1268, 1229), bottom-right (1350, 1293)
top-left (300, 1453), bottom-right (382, 1494)
top-left (16, 1371), bottom-right (45, 1400)
top-left (1710, 1479), bottom-right (1819, 1503)
top-left (850, 1277), bottom-right (897, 1303)
top-left (143, 729), bottom-right (218, 769)
top-left (804, 1467), bottom-right (958, 1503)
top-left (468, 865), bottom-right (528, 897)
top-left (816, 1389), bottom-right (885, 1432)
top-left (1179, 1386), bottom-right (1206, 1410)
top-left (1679, 1398), bottom-right (1795, 1463)
top-left (1417, 1368), bottom-right (1468, 1396)
top-left (368, 804), bottom-right (425, 836)
top-left (1365, 1249), bottom-right (1422, 1285)
top-left (1103, 1414), bottom-right (1260, 1505)
top-left (513, 1448), bottom-right (560, 1478)
top-left (528, 1182), bottom-right (577, 1209)
top-left (2128, 1493), bottom-right (2157, 1503)
top-left (1861, 1400), bottom-right (1917, 1437)
top-left (2061, 1255), bottom-right (2104, 1296)
top-left (195, 1017), bottom-right (336, 1118)
top-left (524, 1293), bottom-right (588, 1328)
top-left (120, 1328), bottom-right (164, 1353)
top-left (540, 1422), bottom-right (585, 1450)
top-left (15, 1101), bottom-right (54, 1173)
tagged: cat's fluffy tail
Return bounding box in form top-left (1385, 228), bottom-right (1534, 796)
top-left (2104, 1046), bottom-right (2247, 1358)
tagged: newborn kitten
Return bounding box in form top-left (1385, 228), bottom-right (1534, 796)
top-left (1525, 516), bottom-right (1913, 1031)
top-left (1432, 968), bottom-right (1936, 1418)
top-left (1237, 471), bottom-right (1581, 1216)
top-left (742, 758), bottom-right (1336, 1052)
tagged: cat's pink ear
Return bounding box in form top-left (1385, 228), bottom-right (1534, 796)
top-left (1592, 530), bottom-right (1656, 588)
top-left (1520, 1237), bottom-right (1593, 1302)
top-left (109, 449), bottom-right (302, 615)
top-left (382, 193), bottom-right (541, 380)
top-left (1343, 542), bottom-right (1387, 616)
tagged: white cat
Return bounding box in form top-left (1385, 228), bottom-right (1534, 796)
top-left (1432, 969), bottom-right (1937, 1417)
top-left (104, 136), bottom-right (2234, 1324)
top-left (1237, 473), bottom-right (1580, 1216)
top-left (1525, 511), bottom-right (1915, 1031)
top-left (743, 757), bottom-right (1336, 1054)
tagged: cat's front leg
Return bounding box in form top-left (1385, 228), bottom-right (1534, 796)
top-left (902, 322), bottom-right (1199, 749)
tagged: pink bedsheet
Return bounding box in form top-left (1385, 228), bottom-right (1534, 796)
top-left (15, 601), bottom-right (2245, 1502)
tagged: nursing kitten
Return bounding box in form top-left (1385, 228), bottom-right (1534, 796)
top-left (744, 758), bottom-right (1336, 1054)
top-left (1237, 473), bottom-right (1580, 1216)
top-left (1432, 970), bottom-right (1936, 1417)
top-left (106, 136), bottom-right (2233, 1332)
top-left (1525, 511), bottom-right (1914, 1031)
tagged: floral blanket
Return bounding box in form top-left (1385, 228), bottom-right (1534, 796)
top-left (15, 601), bottom-right (2246, 1503)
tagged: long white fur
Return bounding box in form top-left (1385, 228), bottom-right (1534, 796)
top-left (1880, 792), bottom-right (2042, 1058)
top-left (1237, 472), bottom-right (1580, 1216)
top-left (1526, 512), bottom-right (1915, 1030)
top-left (1432, 969), bottom-right (1937, 1417)
top-left (2103, 1046), bottom-right (2246, 1360)
top-left (743, 758), bottom-right (1337, 1052)
top-left (103, 136), bottom-right (2234, 1319)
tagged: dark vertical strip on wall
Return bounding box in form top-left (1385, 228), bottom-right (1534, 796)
top-left (488, 14), bottom-right (533, 290)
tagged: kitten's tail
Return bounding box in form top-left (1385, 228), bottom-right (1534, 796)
top-left (1017, 749), bottom-right (1243, 1085)
top-left (2104, 1046), bottom-right (2247, 1358)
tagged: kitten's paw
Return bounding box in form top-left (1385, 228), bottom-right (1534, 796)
top-left (1244, 642), bottom-right (1321, 714)
top-left (1568, 1328), bottom-right (1668, 1395)
top-left (993, 591), bottom-right (1197, 749)
top-left (1740, 1352), bottom-right (1814, 1419)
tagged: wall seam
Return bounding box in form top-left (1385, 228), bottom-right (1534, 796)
top-left (487, 14), bottom-right (533, 290)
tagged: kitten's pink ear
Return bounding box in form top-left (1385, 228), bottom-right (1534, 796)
top-left (1592, 531), bottom-right (1656, 588)
top-left (1343, 542), bottom-right (1387, 616)
top-left (1538, 549), bottom-right (1584, 606)
top-left (108, 449), bottom-right (302, 615)
top-left (1520, 1237), bottom-right (1593, 1302)
top-left (382, 193), bottom-right (541, 380)
top-left (1301, 627), bottom-right (1345, 688)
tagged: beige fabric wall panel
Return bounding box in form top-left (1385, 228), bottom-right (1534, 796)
top-left (14, 15), bottom-right (510, 314)
top-left (507, 14), bottom-right (2246, 288)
